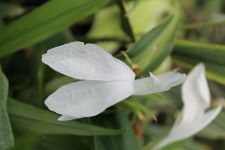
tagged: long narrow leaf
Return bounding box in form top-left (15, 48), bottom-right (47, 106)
top-left (8, 99), bottom-right (126, 136)
top-left (93, 112), bottom-right (140, 150)
top-left (0, 0), bottom-right (109, 57)
top-left (117, 99), bottom-right (155, 118)
top-left (0, 67), bottom-right (14, 149)
top-left (172, 54), bottom-right (225, 85)
top-left (128, 4), bottom-right (180, 74)
top-left (174, 39), bottom-right (225, 65)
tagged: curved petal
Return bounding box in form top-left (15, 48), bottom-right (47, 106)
top-left (153, 64), bottom-right (222, 150)
top-left (181, 63), bottom-right (210, 123)
top-left (45, 80), bottom-right (134, 120)
top-left (42, 42), bottom-right (135, 81)
top-left (133, 72), bottom-right (186, 95)
top-left (153, 106), bottom-right (222, 150)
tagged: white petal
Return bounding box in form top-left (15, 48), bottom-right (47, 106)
top-left (133, 72), bottom-right (186, 95)
top-left (153, 64), bottom-right (222, 150)
top-left (42, 42), bottom-right (135, 81)
top-left (58, 115), bottom-right (78, 121)
top-left (153, 106), bottom-right (222, 150)
top-left (181, 63), bottom-right (210, 123)
top-left (45, 80), bottom-right (134, 120)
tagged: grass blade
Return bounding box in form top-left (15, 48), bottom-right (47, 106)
top-left (174, 39), bottom-right (225, 65)
top-left (128, 4), bottom-right (180, 74)
top-left (172, 54), bottom-right (225, 85)
top-left (8, 98), bottom-right (126, 136)
top-left (0, 0), bottom-right (109, 57)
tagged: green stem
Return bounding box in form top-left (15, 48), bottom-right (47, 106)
top-left (121, 51), bottom-right (133, 67)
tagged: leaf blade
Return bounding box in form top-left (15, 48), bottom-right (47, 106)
top-left (0, 0), bottom-right (109, 57)
top-left (128, 4), bottom-right (180, 74)
top-left (93, 112), bottom-right (140, 150)
top-left (172, 54), bottom-right (225, 85)
top-left (174, 39), bottom-right (225, 65)
top-left (0, 67), bottom-right (14, 150)
top-left (8, 98), bottom-right (126, 136)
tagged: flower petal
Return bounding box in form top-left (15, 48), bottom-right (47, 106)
top-left (133, 72), bottom-right (186, 95)
top-left (45, 80), bottom-right (134, 120)
top-left (153, 106), bottom-right (222, 150)
top-left (42, 42), bottom-right (135, 81)
top-left (181, 63), bottom-right (210, 123)
top-left (58, 115), bottom-right (78, 121)
top-left (152, 64), bottom-right (222, 150)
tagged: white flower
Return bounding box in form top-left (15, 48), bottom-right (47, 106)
top-left (153, 64), bottom-right (222, 150)
top-left (42, 42), bottom-right (186, 121)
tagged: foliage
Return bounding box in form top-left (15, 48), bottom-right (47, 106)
top-left (0, 0), bottom-right (225, 149)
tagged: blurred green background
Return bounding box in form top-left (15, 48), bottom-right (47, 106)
top-left (0, 0), bottom-right (225, 149)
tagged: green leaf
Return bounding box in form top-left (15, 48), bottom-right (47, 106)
top-left (0, 2), bottom-right (24, 27)
top-left (14, 134), bottom-right (92, 150)
top-left (182, 19), bottom-right (225, 29)
top-left (117, 99), bottom-right (155, 118)
top-left (8, 98), bottom-right (126, 136)
top-left (0, 66), bottom-right (14, 149)
top-left (0, 0), bottom-right (109, 58)
top-left (128, 4), bottom-right (180, 74)
top-left (161, 139), bottom-right (206, 150)
top-left (172, 54), bottom-right (225, 85)
top-left (88, 0), bottom-right (174, 52)
top-left (174, 39), bottom-right (225, 65)
top-left (203, 0), bottom-right (222, 14)
top-left (116, 0), bottom-right (135, 42)
top-left (34, 135), bottom-right (92, 150)
top-left (93, 112), bottom-right (140, 150)
top-left (199, 111), bottom-right (225, 139)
